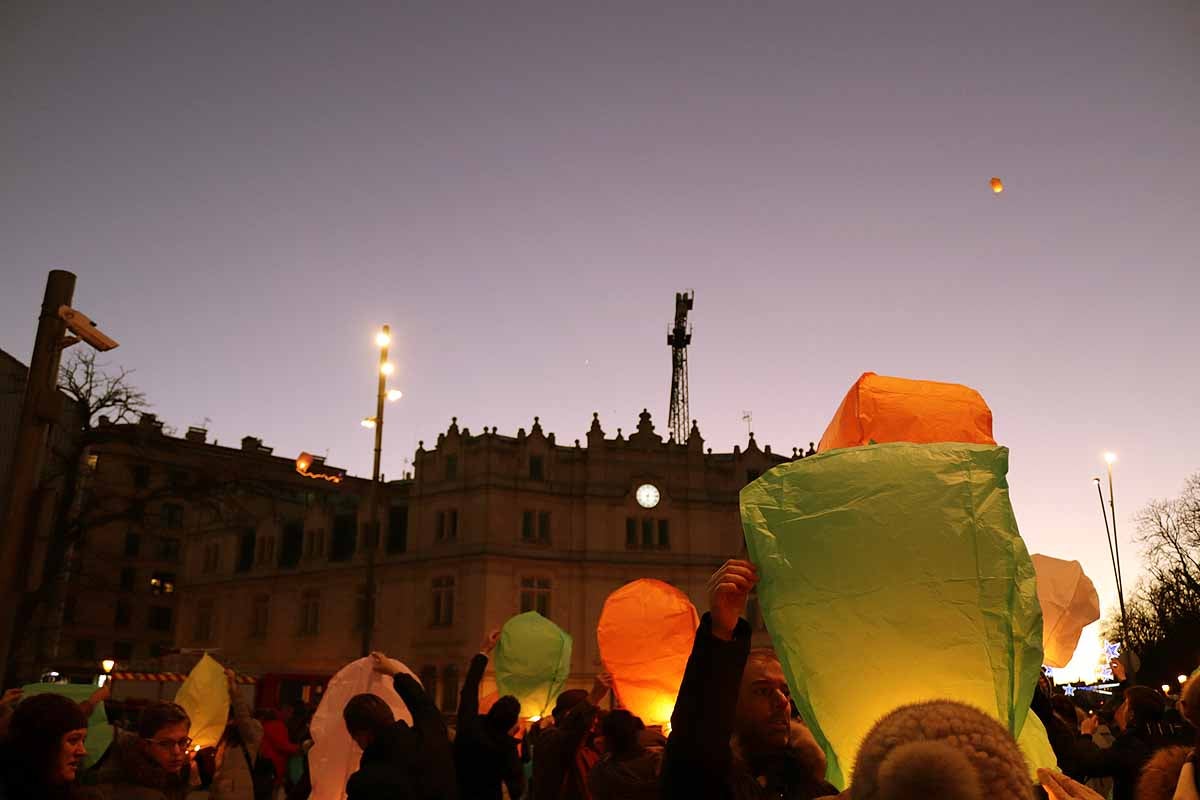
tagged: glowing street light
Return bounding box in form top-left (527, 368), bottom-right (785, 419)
top-left (361, 417), bottom-right (377, 429)
top-left (386, 389), bottom-right (403, 402)
top-left (375, 330), bottom-right (391, 348)
top-left (1162, 684), bottom-right (1171, 693)
top-left (1095, 450), bottom-right (1127, 637)
top-left (101, 659), bottom-right (115, 674)
top-left (380, 362), bottom-right (395, 376)
top-left (1180, 674), bottom-right (1189, 685)
top-left (1104, 452), bottom-right (1117, 465)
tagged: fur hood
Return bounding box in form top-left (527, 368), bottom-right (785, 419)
top-left (1135, 746), bottom-right (1197, 800)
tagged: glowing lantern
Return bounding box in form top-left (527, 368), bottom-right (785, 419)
top-left (816, 372), bottom-right (995, 453)
top-left (1031, 554), bottom-right (1100, 668)
top-left (308, 656), bottom-right (417, 800)
top-left (173, 653), bottom-right (230, 749)
top-left (991, 177), bottom-right (1004, 193)
top-left (494, 612), bottom-right (572, 719)
top-left (597, 579), bottom-right (699, 727)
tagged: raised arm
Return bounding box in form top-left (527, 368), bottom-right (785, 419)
top-left (459, 629), bottom-right (500, 719)
top-left (225, 669), bottom-right (263, 749)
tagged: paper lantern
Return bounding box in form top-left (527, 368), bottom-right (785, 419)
top-left (597, 579), bottom-right (699, 727)
top-left (816, 372), bottom-right (995, 453)
top-left (741, 442), bottom-right (1044, 789)
top-left (173, 653), bottom-right (230, 749)
top-left (20, 683), bottom-right (113, 768)
top-left (991, 177), bottom-right (1004, 193)
top-left (494, 612), bottom-right (572, 719)
top-left (1031, 554), bottom-right (1101, 668)
top-left (308, 656), bottom-right (416, 800)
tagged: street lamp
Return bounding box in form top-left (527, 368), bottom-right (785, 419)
top-left (1180, 674), bottom-right (1189, 685)
top-left (99, 658), bottom-right (115, 687)
top-left (1162, 684), bottom-right (1171, 694)
top-left (1094, 452), bottom-right (1127, 638)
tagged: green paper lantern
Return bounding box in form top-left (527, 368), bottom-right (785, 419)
top-left (494, 611), bottom-right (573, 719)
top-left (741, 442), bottom-right (1044, 789)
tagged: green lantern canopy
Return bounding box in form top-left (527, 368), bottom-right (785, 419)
top-left (494, 611), bottom-right (573, 720)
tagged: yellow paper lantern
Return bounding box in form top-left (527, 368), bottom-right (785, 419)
top-left (173, 653), bottom-right (230, 749)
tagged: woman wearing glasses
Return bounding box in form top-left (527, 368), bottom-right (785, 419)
top-left (92, 701), bottom-right (195, 800)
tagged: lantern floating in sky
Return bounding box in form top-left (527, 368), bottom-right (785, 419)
top-left (1031, 554), bottom-right (1100, 669)
top-left (990, 177), bottom-right (1004, 194)
top-left (494, 611), bottom-right (573, 720)
top-left (597, 578), bottom-right (699, 728)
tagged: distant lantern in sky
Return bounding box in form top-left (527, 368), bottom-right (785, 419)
top-left (990, 177), bottom-right (1004, 194)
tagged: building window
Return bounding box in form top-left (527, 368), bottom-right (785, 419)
top-left (330, 513), bottom-right (356, 561)
top-left (63, 597), bottom-right (76, 624)
top-left (299, 590), bottom-right (320, 636)
top-left (256, 535), bottom-right (276, 566)
top-left (440, 665), bottom-right (459, 712)
top-left (626, 519), bottom-right (670, 551)
top-left (202, 543), bottom-right (220, 574)
top-left (658, 519), bottom-right (671, 550)
top-left (280, 522), bottom-right (303, 568)
top-left (521, 511), bottom-right (534, 542)
top-left (74, 639), bottom-right (96, 660)
top-left (520, 577), bottom-right (551, 618)
top-left (115, 600), bottom-right (132, 628)
top-left (642, 519), bottom-right (654, 549)
top-left (113, 641), bottom-right (134, 661)
top-left (386, 507), bottom-right (408, 554)
top-left (419, 667), bottom-right (438, 704)
top-left (251, 595), bottom-right (270, 639)
top-left (626, 518), bottom-right (637, 549)
top-left (150, 571), bottom-right (176, 595)
top-left (124, 531), bottom-right (141, 558)
top-left (529, 455), bottom-right (544, 481)
top-left (148, 606), bottom-right (174, 632)
top-left (431, 576), bottom-right (455, 627)
top-left (120, 567), bottom-right (136, 592)
top-left (538, 511), bottom-right (551, 544)
top-left (160, 503), bottom-right (184, 530)
top-left (237, 529), bottom-right (256, 572)
top-left (158, 537), bottom-right (181, 561)
top-left (445, 455), bottom-right (457, 480)
top-left (194, 599), bottom-right (214, 643)
top-left (86, 454), bottom-right (99, 471)
top-left (304, 529), bottom-right (325, 561)
top-left (132, 465), bottom-right (150, 488)
top-left (436, 510), bottom-right (458, 542)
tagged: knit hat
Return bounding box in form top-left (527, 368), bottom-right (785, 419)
top-left (849, 700), bottom-right (1032, 800)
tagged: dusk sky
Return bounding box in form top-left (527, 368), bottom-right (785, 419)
top-left (3, 1), bottom-right (1197, 679)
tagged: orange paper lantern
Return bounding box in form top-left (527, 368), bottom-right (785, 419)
top-left (817, 372), bottom-right (995, 453)
top-left (597, 578), bottom-right (699, 727)
top-left (991, 177), bottom-right (1004, 193)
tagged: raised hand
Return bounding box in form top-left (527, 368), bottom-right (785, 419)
top-left (480, 629), bottom-right (502, 654)
top-left (706, 559), bottom-right (758, 640)
top-left (370, 651), bottom-right (404, 677)
top-left (1038, 769), bottom-right (1106, 800)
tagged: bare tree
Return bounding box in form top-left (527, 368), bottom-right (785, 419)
top-left (58, 349), bottom-right (148, 431)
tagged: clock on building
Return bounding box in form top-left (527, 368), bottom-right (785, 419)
top-left (636, 483), bottom-right (661, 509)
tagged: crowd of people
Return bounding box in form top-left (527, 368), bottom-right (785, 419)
top-left (0, 559), bottom-right (1196, 800)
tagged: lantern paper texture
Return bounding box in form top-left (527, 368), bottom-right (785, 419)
top-left (20, 683), bottom-right (113, 768)
top-left (173, 653), bottom-right (230, 749)
top-left (308, 656), bottom-right (416, 800)
top-left (1032, 554), bottom-right (1101, 669)
top-left (597, 578), bottom-right (699, 726)
top-left (741, 442), bottom-right (1044, 789)
top-left (494, 612), bottom-right (572, 719)
top-left (816, 372), bottom-right (995, 453)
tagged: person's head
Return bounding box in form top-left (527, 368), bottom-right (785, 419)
top-left (551, 689), bottom-right (589, 724)
top-left (343, 694), bottom-right (395, 750)
top-left (849, 700), bottom-right (1032, 800)
top-left (136, 702), bottom-right (192, 774)
top-left (600, 710), bottom-right (644, 757)
top-left (735, 648), bottom-right (793, 751)
top-left (1114, 686), bottom-right (1164, 732)
top-left (485, 695), bottom-right (521, 737)
top-left (3, 693), bottom-right (89, 785)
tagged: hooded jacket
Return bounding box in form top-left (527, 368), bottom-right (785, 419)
top-left (661, 613), bottom-right (838, 800)
top-left (89, 728), bottom-right (193, 800)
top-left (209, 691), bottom-right (265, 800)
top-left (454, 653), bottom-right (524, 800)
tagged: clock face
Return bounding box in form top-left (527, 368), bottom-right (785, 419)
top-left (636, 483), bottom-right (661, 509)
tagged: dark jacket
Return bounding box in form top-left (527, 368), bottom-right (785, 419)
top-left (89, 728), bottom-right (193, 800)
top-left (454, 653), bottom-right (525, 800)
top-left (661, 613), bottom-right (838, 800)
top-left (1049, 718), bottom-right (1193, 800)
top-left (587, 730), bottom-right (666, 800)
top-left (0, 742), bottom-right (102, 800)
top-left (531, 698), bottom-right (601, 800)
top-left (345, 672), bottom-right (458, 800)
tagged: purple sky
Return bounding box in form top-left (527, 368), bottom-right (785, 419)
top-left (3, 1), bottom-right (1197, 678)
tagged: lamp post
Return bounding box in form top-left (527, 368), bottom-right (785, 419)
top-left (361, 326), bottom-right (401, 656)
top-left (1102, 452), bottom-right (1128, 637)
top-left (100, 659), bottom-right (115, 688)
top-left (1093, 475), bottom-right (1125, 636)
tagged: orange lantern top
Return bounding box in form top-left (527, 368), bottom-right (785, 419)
top-left (817, 372), bottom-right (995, 453)
top-left (597, 579), bottom-right (699, 727)
top-left (990, 177), bottom-right (1004, 193)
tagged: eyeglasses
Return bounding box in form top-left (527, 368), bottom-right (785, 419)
top-left (145, 736), bottom-right (193, 752)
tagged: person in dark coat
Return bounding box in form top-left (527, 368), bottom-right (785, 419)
top-left (454, 629), bottom-right (525, 800)
top-left (91, 701), bottom-right (195, 800)
top-left (0, 692), bottom-right (100, 800)
top-left (343, 651), bottom-right (458, 800)
top-left (661, 559), bottom-right (838, 800)
top-left (530, 674), bottom-right (612, 799)
top-left (587, 710), bottom-right (666, 800)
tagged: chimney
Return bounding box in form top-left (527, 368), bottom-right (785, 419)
top-left (185, 427), bottom-right (207, 443)
top-left (241, 435), bottom-right (273, 455)
top-left (138, 413), bottom-right (163, 432)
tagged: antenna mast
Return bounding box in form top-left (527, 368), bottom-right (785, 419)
top-left (667, 290), bottom-right (694, 443)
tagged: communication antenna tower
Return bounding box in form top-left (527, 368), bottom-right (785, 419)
top-left (667, 291), bottom-right (694, 443)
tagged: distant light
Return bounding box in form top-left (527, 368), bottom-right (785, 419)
top-left (386, 389), bottom-right (403, 402)
top-left (1092, 477), bottom-right (1101, 485)
top-left (361, 418), bottom-right (377, 429)
top-left (375, 330), bottom-right (391, 348)
top-left (1104, 452), bottom-right (1117, 465)
top-left (528, 715), bottom-right (541, 723)
top-left (380, 362), bottom-right (395, 376)
top-left (1162, 684), bottom-right (1171, 693)
top-left (101, 659), bottom-right (116, 674)
top-left (990, 177), bottom-right (1004, 194)
top-left (1180, 674), bottom-right (1189, 684)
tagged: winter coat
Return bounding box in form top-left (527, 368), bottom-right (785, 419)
top-left (661, 613), bottom-right (839, 800)
top-left (454, 653), bottom-right (524, 800)
top-left (530, 699), bottom-right (601, 800)
top-left (1053, 719), bottom-right (1193, 800)
top-left (89, 728), bottom-right (193, 800)
top-left (345, 672), bottom-right (458, 800)
top-left (259, 718), bottom-right (298, 787)
top-left (0, 742), bottom-right (102, 800)
top-left (587, 733), bottom-right (666, 800)
top-left (209, 692), bottom-right (265, 800)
